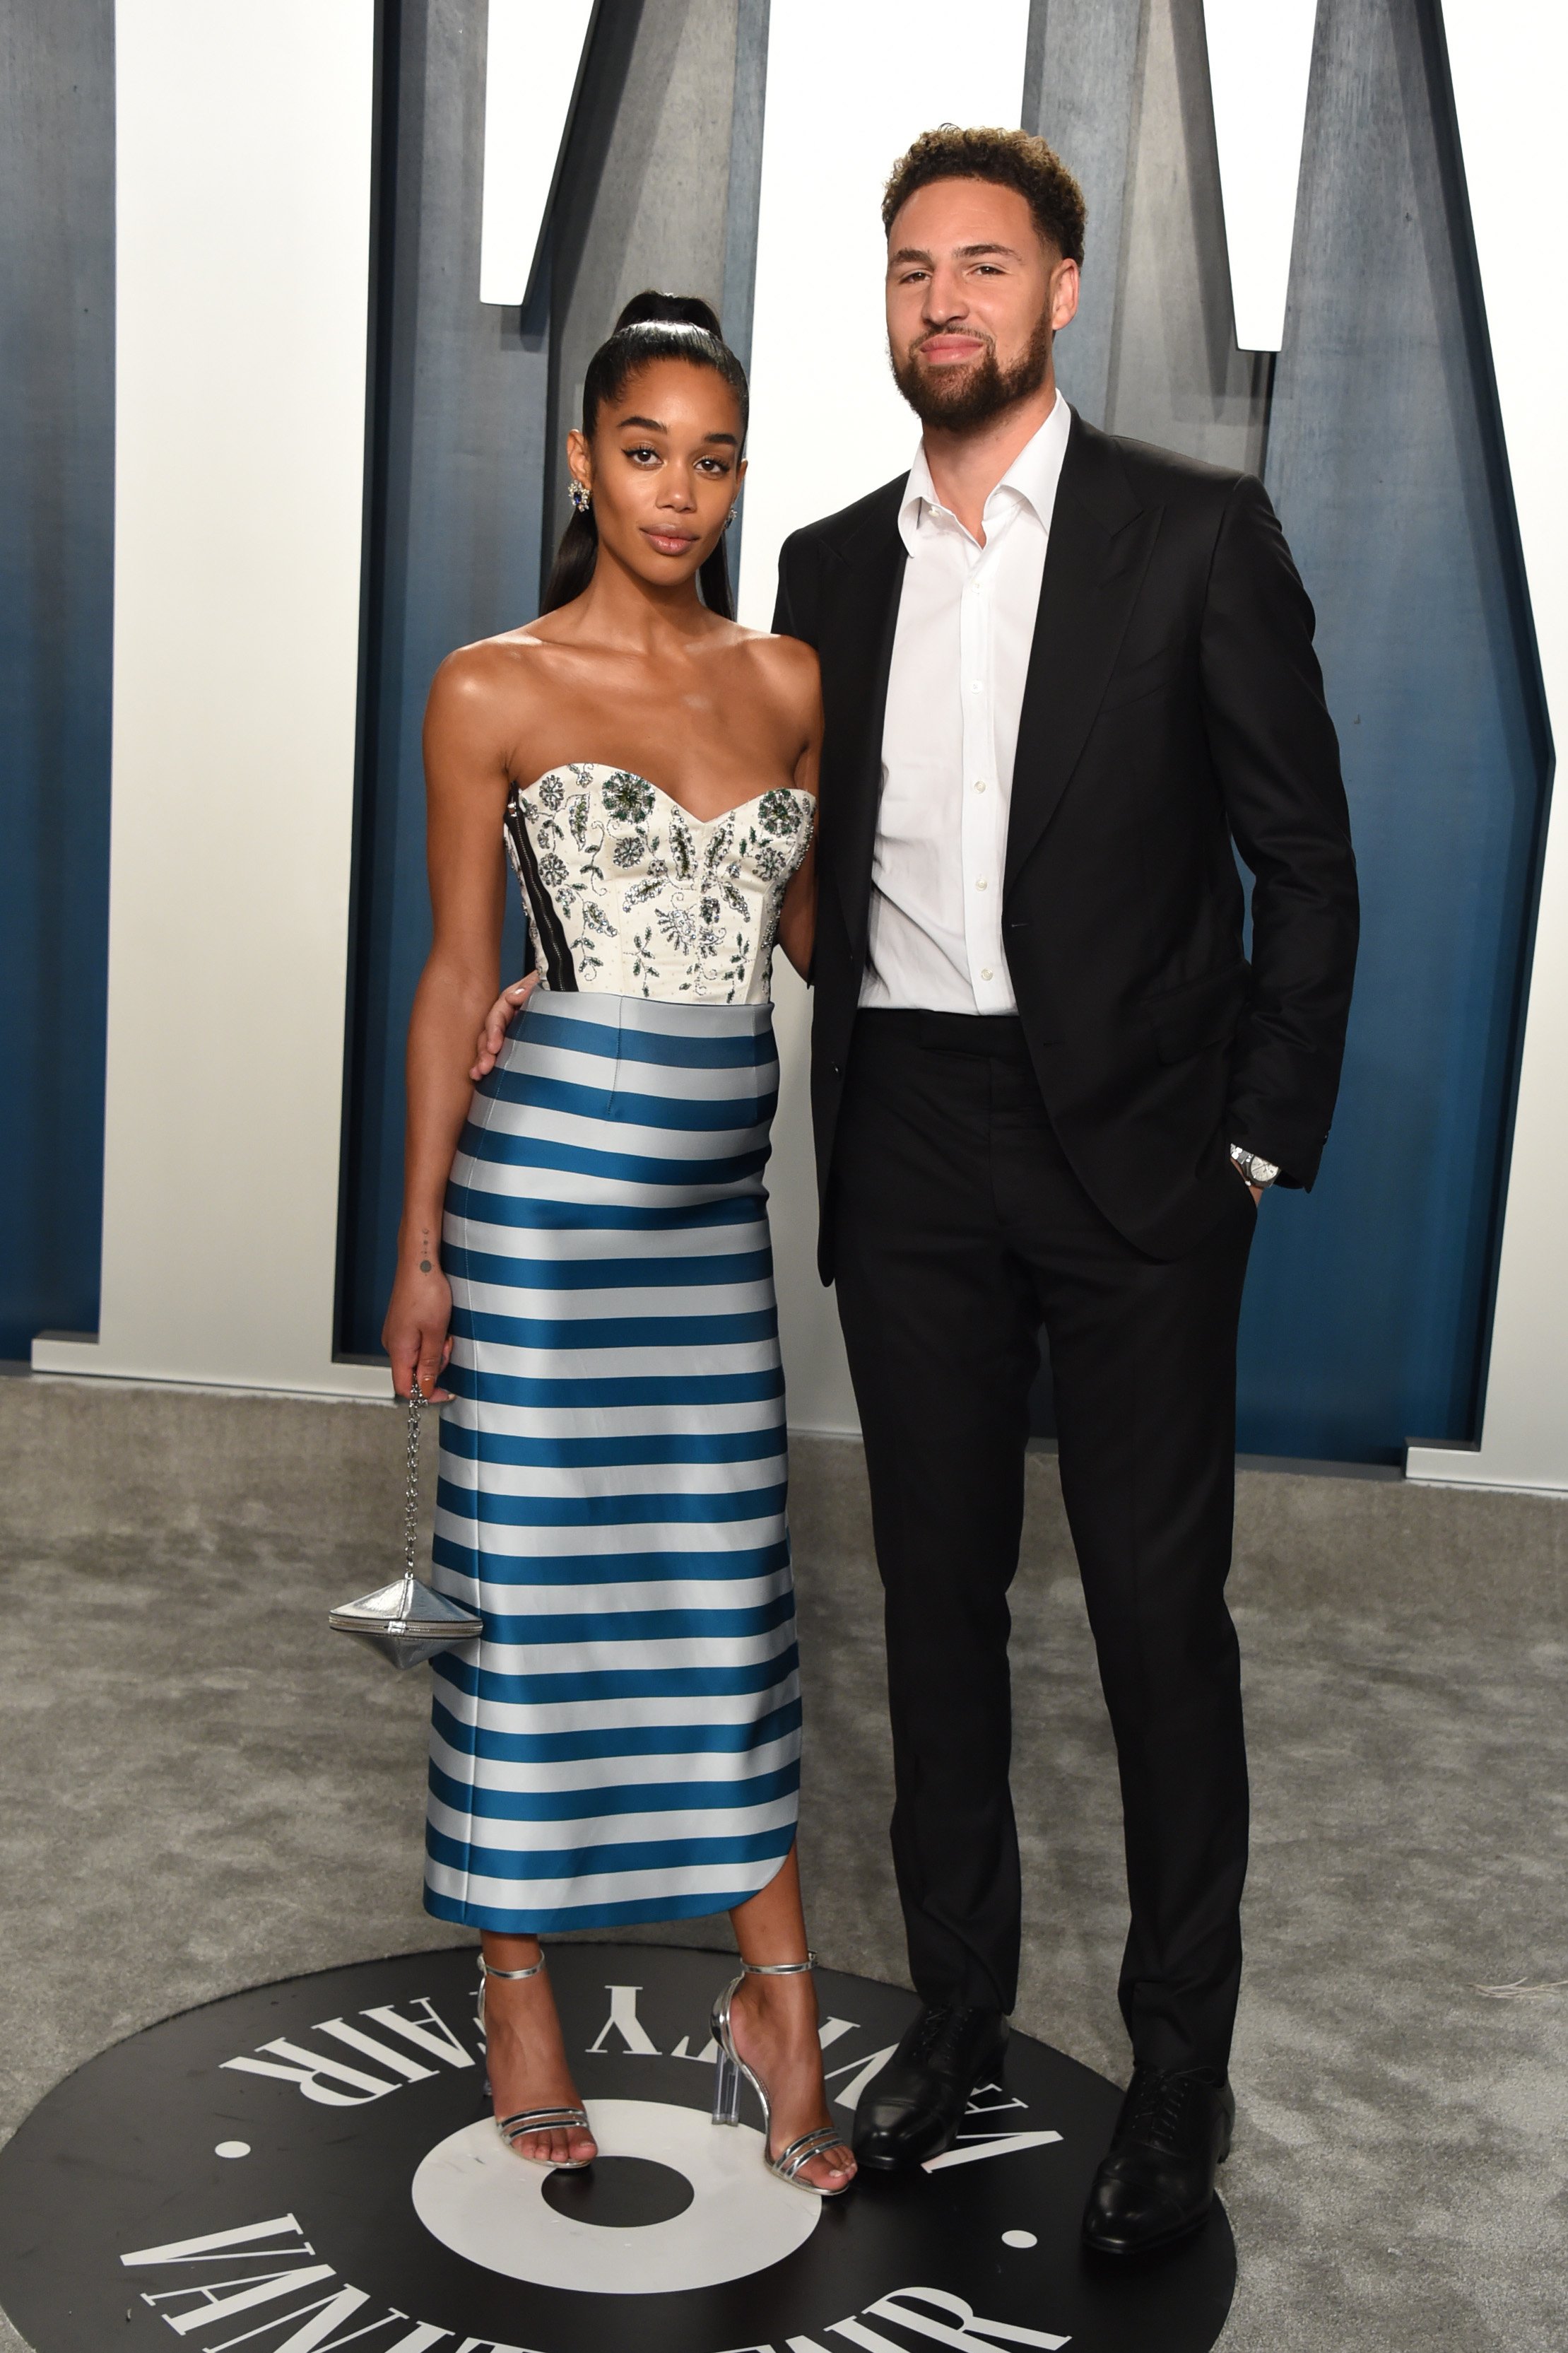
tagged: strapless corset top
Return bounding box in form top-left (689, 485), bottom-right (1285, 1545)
top-left (504, 763), bottom-right (815, 1005)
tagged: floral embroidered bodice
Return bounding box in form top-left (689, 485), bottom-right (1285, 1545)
top-left (505, 764), bottom-right (816, 1004)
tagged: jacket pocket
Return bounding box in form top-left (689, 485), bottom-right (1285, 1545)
top-left (1141, 961), bottom-right (1250, 1064)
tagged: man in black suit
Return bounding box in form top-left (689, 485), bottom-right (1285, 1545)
top-left (773, 126), bottom-right (1357, 2255)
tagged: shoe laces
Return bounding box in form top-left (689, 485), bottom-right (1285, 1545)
top-left (1119, 2064), bottom-right (1208, 2151)
top-left (906, 2005), bottom-right (970, 2068)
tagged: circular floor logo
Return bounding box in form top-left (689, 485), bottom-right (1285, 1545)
top-left (0, 1945), bottom-right (1234, 2353)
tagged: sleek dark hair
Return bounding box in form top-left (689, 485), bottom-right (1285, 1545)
top-left (542, 291), bottom-right (749, 617)
top-left (882, 124), bottom-right (1086, 266)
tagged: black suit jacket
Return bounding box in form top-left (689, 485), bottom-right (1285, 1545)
top-left (774, 410), bottom-right (1360, 1277)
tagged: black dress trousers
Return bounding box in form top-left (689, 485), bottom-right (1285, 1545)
top-left (831, 1009), bottom-right (1256, 2075)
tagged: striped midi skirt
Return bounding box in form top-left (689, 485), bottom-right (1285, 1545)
top-left (423, 987), bottom-right (800, 1932)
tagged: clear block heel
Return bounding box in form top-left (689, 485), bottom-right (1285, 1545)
top-left (709, 1954), bottom-right (855, 2196)
top-left (712, 2045), bottom-right (743, 2126)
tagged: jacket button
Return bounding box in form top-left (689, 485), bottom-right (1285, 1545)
top-left (832, 1062), bottom-right (843, 1077)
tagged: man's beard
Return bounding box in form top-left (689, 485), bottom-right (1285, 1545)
top-left (890, 307), bottom-right (1054, 430)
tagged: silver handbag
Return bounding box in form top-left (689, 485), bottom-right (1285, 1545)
top-left (329, 1383), bottom-right (482, 1669)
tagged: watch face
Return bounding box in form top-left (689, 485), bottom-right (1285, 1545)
top-left (1251, 1158), bottom-right (1280, 1185)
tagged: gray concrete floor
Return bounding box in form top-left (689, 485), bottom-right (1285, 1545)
top-left (1, 1377), bottom-right (1564, 2349)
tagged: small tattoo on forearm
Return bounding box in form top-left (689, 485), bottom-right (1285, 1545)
top-left (418, 1228), bottom-right (433, 1276)
top-left (419, 1260), bottom-right (432, 1274)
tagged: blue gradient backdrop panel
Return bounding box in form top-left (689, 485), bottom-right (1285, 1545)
top-left (1237, 0), bottom-right (1547, 1462)
top-left (0, 0), bottom-right (114, 1361)
top-left (337, 0), bottom-right (546, 1360)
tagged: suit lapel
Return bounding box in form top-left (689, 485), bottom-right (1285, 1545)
top-left (1004, 415), bottom-right (1158, 896)
top-left (819, 485), bottom-right (907, 948)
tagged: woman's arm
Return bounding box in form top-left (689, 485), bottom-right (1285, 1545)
top-left (382, 649), bottom-right (516, 1400)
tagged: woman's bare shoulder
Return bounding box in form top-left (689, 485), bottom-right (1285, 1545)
top-left (427, 626), bottom-right (562, 726)
top-left (733, 622), bottom-right (819, 674)
top-left (731, 625), bottom-right (820, 717)
top-left (432, 624), bottom-right (558, 692)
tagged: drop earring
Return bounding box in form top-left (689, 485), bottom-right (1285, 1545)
top-left (569, 481), bottom-right (592, 515)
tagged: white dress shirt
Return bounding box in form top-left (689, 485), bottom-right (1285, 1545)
top-left (861, 393), bottom-right (1072, 1016)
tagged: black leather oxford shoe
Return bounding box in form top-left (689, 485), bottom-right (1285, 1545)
top-left (851, 2003), bottom-right (1010, 2172)
top-left (1080, 2064), bottom-right (1234, 2256)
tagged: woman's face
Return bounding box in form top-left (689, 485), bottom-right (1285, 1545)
top-left (568, 357), bottom-right (745, 597)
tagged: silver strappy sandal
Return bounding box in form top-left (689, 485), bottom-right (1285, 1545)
top-left (477, 1952), bottom-right (595, 2170)
top-left (710, 1954), bottom-right (855, 2195)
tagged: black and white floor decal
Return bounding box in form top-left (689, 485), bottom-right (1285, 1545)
top-left (0, 1944), bottom-right (1234, 2352)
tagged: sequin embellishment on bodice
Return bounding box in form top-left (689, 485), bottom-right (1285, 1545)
top-left (504, 763), bottom-right (815, 1004)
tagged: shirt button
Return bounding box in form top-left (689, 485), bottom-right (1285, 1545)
top-left (973, 780), bottom-right (987, 792)
top-left (975, 877), bottom-right (989, 891)
top-left (981, 967), bottom-right (994, 981)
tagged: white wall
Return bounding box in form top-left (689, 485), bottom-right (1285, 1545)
top-left (33, 2), bottom-right (383, 1399)
top-left (738, 0), bottom-right (1030, 1436)
top-left (1405, 3), bottom-right (1568, 1491)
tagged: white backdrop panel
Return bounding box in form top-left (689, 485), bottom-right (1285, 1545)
top-left (738, 0), bottom-right (1030, 1435)
top-left (34, 1), bottom-right (382, 1397)
top-left (478, 0), bottom-right (595, 307)
top-left (1201, 0), bottom-right (1316, 351)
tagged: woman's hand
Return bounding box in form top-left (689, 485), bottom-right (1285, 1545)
top-left (382, 1257), bottom-right (455, 1403)
top-left (471, 971), bottom-right (541, 1079)
top-left (777, 846), bottom-right (816, 981)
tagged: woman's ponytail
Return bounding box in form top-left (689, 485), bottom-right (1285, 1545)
top-left (542, 501), bottom-right (599, 614)
top-left (697, 536), bottom-right (734, 622)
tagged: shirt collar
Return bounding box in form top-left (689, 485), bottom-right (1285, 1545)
top-left (899, 390), bottom-right (1071, 555)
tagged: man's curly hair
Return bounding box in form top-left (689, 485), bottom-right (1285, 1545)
top-left (882, 125), bottom-right (1086, 265)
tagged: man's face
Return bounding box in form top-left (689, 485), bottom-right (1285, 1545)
top-left (885, 177), bottom-right (1079, 430)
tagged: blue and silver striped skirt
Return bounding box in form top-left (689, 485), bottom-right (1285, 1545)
top-left (423, 987), bottom-right (800, 1932)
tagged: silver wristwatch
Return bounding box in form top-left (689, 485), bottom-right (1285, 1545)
top-left (1230, 1144), bottom-right (1280, 1189)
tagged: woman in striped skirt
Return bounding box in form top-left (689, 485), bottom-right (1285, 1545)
top-left (382, 294), bottom-right (854, 2196)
